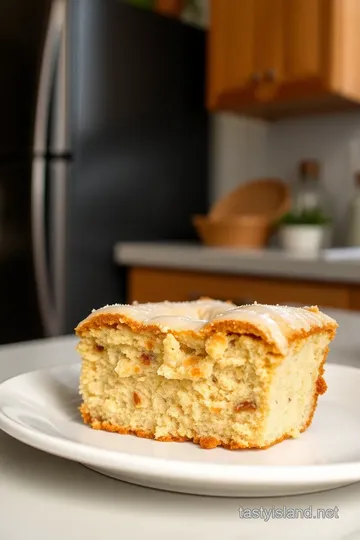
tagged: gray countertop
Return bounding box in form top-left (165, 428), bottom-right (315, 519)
top-left (114, 243), bottom-right (360, 284)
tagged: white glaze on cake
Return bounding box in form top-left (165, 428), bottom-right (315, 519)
top-left (77, 300), bottom-right (337, 355)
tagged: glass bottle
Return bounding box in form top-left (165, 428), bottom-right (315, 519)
top-left (293, 160), bottom-right (327, 215)
top-left (292, 159), bottom-right (333, 248)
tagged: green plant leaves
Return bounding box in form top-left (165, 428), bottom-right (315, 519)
top-left (278, 210), bottom-right (331, 226)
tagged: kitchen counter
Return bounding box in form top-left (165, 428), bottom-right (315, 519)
top-left (114, 243), bottom-right (360, 283)
top-left (1, 308), bottom-right (360, 539)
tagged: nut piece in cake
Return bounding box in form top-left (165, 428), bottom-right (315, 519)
top-left (75, 300), bottom-right (337, 450)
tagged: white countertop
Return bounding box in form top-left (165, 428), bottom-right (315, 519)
top-left (114, 243), bottom-right (360, 283)
top-left (1, 308), bottom-right (360, 539)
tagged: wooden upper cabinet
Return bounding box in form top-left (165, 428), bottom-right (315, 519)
top-left (207, 0), bottom-right (255, 105)
top-left (207, 0), bottom-right (360, 119)
top-left (282, 0), bottom-right (326, 84)
top-left (253, 0), bottom-right (283, 79)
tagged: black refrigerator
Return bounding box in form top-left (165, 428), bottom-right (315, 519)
top-left (0, 0), bottom-right (208, 343)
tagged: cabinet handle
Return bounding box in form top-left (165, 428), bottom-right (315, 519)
top-left (250, 72), bottom-right (262, 83)
top-left (264, 69), bottom-right (276, 81)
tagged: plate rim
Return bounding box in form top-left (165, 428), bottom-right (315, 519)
top-left (0, 362), bottom-right (360, 488)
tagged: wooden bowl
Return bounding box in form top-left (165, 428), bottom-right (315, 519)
top-left (209, 178), bottom-right (290, 223)
top-left (193, 215), bottom-right (271, 248)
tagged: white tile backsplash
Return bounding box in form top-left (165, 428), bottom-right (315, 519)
top-left (211, 111), bottom-right (360, 245)
top-left (210, 113), bottom-right (269, 201)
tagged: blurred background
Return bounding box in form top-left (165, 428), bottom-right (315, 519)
top-left (2, 0), bottom-right (360, 345)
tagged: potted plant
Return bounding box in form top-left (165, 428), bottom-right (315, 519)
top-left (277, 210), bottom-right (331, 257)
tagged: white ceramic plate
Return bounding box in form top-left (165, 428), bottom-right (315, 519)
top-left (0, 363), bottom-right (360, 497)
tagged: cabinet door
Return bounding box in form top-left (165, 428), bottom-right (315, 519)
top-left (252, 0), bottom-right (284, 102)
top-left (208, 0), bottom-right (285, 109)
top-left (331, 0), bottom-right (360, 102)
top-left (253, 0), bottom-right (283, 81)
top-left (208, 0), bottom-right (256, 108)
top-left (282, 0), bottom-right (329, 90)
top-left (253, 0), bottom-right (329, 103)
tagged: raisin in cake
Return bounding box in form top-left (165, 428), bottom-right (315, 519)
top-left (76, 300), bottom-right (337, 450)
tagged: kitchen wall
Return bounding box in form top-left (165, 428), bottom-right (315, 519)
top-left (210, 112), bottom-right (360, 246)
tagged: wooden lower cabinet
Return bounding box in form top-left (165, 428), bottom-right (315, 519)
top-left (127, 267), bottom-right (360, 310)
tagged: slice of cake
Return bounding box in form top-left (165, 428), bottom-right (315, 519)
top-left (76, 300), bottom-right (337, 450)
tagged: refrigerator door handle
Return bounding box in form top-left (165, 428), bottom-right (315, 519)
top-left (50, 160), bottom-right (68, 336)
top-left (50, 0), bottom-right (70, 154)
top-left (33, 0), bottom-right (66, 155)
top-left (32, 0), bottom-right (67, 336)
top-left (31, 158), bottom-right (57, 337)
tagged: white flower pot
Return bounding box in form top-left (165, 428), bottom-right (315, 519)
top-left (279, 225), bottom-right (325, 257)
